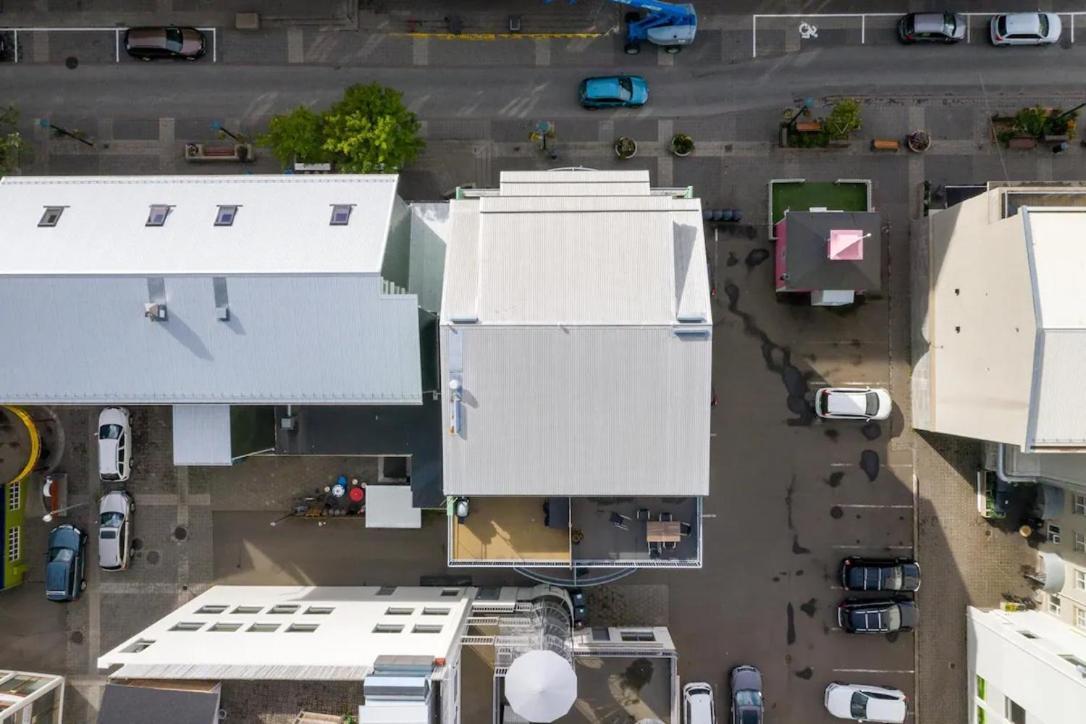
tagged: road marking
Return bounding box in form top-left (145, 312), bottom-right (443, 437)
top-left (287, 27), bottom-right (304, 64)
top-left (534, 38), bottom-right (550, 66)
top-left (837, 504), bottom-right (913, 509)
top-left (833, 668), bottom-right (915, 674)
top-left (412, 36), bottom-right (429, 66)
top-left (833, 544), bottom-right (913, 550)
top-left (830, 462), bottom-right (853, 468)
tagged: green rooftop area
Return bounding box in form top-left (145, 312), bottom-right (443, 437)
top-left (771, 181), bottom-right (869, 226)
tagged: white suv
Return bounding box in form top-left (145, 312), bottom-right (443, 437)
top-left (824, 683), bottom-right (906, 723)
top-left (683, 682), bottom-right (715, 724)
top-left (815, 387), bottom-right (892, 421)
top-left (990, 13), bottom-right (1061, 46)
top-left (97, 408), bottom-right (132, 482)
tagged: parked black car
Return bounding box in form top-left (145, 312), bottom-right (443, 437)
top-left (838, 598), bottom-right (918, 634)
top-left (124, 26), bottom-right (206, 61)
top-left (839, 557), bottom-right (921, 592)
top-left (45, 525), bottom-right (87, 602)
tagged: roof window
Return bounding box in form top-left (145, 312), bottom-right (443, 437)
top-left (373, 624), bottom-right (404, 634)
top-left (38, 207), bottom-right (65, 227)
top-left (146, 205), bottom-right (172, 227)
top-left (413, 624), bottom-right (443, 634)
top-left (330, 204), bottom-right (353, 226)
top-left (269, 604), bottom-right (299, 615)
top-left (169, 622), bottom-right (204, 632)
top-left (215, 205), bottom-right (239, 226)
top-left (196, 605), bottom-right (228, 615)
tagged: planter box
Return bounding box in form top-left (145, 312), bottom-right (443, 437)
top-left (1042, 134), bottom-right (1070, 143)
top-left (185, 142), bottom-right (254, 162)
top-left (1007, 137), bottom-right (1037, 150)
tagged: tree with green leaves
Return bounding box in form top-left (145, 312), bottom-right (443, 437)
top-left (0, 105), bottom-right (27, 176)
top-left (258, 84), bottom-right (424, 173)
top-left (824, 98), bottom-right (862, 140)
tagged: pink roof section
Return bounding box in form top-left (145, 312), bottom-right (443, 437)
top-left (774, 219), bottom-right (788, 291)
top-left (828, 229), bottom-right (864, 261)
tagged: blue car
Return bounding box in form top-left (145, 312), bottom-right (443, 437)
top-left (46, 525), bottom-right (87, 602)
top-left (578, 75), bottom-right (648, 109)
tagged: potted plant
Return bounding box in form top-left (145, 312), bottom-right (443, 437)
top-left (613, 136), bottom-right (637, 159)
top-left (670, 133), bottom-right (694, 157)
top-left (906, 131), bottom-right (931, 153)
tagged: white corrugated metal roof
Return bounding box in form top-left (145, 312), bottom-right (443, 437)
top-left (172, 405), bottom-right (234, 466)
top-left (439, 171), bottom-right (711, 496)
top-left (0, 175), bottom-right (398, 275)
top-left (1024, 209), bottom-right (1086, 445)
top-left (98, 586), bottom-right (472, 680)
top-left (0, 275), bottom-right (421, 404)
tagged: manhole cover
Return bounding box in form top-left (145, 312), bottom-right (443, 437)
top-left (146, 550), bottom-right (160, 565)
top-left (830, 506), bottom-right (844, 519)
top-left (69, 631), bottom-right (84, 645)
top-left (65, 56), bottom-right (78, 69)
top-left (131, 538), bottom-right (143, 551)
top-left (173, 526), bottom-right (188, 541)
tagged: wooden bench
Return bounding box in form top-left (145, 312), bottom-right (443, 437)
top-left (1007, 136), bottom-right (1037, 150)
top-left (795, 121), bottom-right (822, 133)
top-left (871, 138), bottom-right (900, 151)
top-left (184, 142), bottom-right (254, 162)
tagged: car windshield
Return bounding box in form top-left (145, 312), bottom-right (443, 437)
top-left (887, 566), bottom-right (904, 589)
top-left (99, 424), bottom-right (123, 440)
top-left (865, 392), bottom-right (880, 416)
top-left (100, 530), bottom-right (117, 540)
top-left (101, 512), bottom-right (124, 527)
top-left (618, 77), bottom-right (633, 100)
top-left (164, 27), bottom-right (184, 50)
top-left (740, 711), bottom-right (761, 724)
top-left (1038, 15), bottom-right (1049, 36)
top-left (850, 692), bottom-right (870, 718)
top-left (736, 691), bottom-right (762, 707)
top-left (886, 605), bottom-right (902, 629)
top-left (997, 17), bottom-right (1008, 36)
top-left (51, 548), bottom-right (74, 562)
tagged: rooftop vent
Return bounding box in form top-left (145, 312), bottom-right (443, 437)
top-left (215, 205), bottom-right (239, 226)
top-left (38, 206), bottom-right (65, 227)
top-left (144, 302), bottom-right (167, 322)
top-left (146, 205), bottom-right (172, 227)
top-left (330, 204), bottom-right (353, 226)
top-left (827, 229), bottom-right (866, 261)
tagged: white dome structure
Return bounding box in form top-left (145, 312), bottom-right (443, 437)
top-left (504, 649), bottom-right (577, 722)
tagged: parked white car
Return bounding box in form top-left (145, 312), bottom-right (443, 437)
top-left (97, 407), bottom-right (132, 482)
top-left (815, 387), bottom-right (892, 421)
top-left (98, 491), bottom-right (134, 571)
top-left (824, 683), bottom-right (906, 723)
top-left (683, 682), bottom-right (716, 724)
top-left (990, 13), bottom-right (1061, 46)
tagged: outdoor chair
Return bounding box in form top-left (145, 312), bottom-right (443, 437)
top-left (610, 512), bottom-right (630, 531)
top-left (679, 521), bottom-right (693, 537)
top-left (659, 511), bottom-right (673, 522)
top-left (663, 541), bottom-right (678, 551)
top-left (636, 508), bottom-right (651, 520)
top-left (648, 541), bottom-right (662, 558)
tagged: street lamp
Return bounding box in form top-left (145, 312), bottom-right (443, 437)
top-left (786, 97), bottom-right (815, 131)
top-left (37, 118), bottom-right (95, 147)
top-left (42, 501), bottom-right (87, 523)
top-left (211, 120), bottom-right (244, 143)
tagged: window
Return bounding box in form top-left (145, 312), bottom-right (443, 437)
top-left (269, 605), bottom-right (299, 615)
top-left (373, 624), bottom-right (404, 634)
top-left (8, 482), bottom-right (20, 512)
top-left (146, 205), bottom-right (172, 227)
top-left (1049, 594), bottom-right (1062, 616)
top-left (123, 639), bottom-right (155, 653)
top-left (440, 589), bottom-right (460, 597)
top-left (196, 605), bottom-right (228, 615)
top-left (413, 624), bottom-right (442, 634)
top-left (975, 675), bottom-right (986, 701)
top-left (1077, 532), bottom-right (1086, 554)
top-left (209, 622), bottom-right (242, 632)
top-left (247, 623), bottom-right (279, 633)
top-left (214, 205), bottom-right (239, 226)
top-left (976, 705), bottom-right (986, 724)
top-left (1005, 698), bottom-right (1025, 724)
top-left (330, 204), bottom-right (353, 226)
top-left (1048, 524), bottom-right (1061, 544)
top-left (422, 607), bottom-right (450, 616)
top-left (376, 586), bottom-right (397, 596)
top-left (1076, 606), bottom-right (1086, 630)
top-left (38, 206), bottom-right (64, 227)
top-left (619, 630), bottom-right (656, 643)
top-left (1076, 569), bottom-right (1086, 591)
top-left (0, 675), bottom-right (48, 697)
top-left (286, 623), bottom-right (319, 633)
top-left (1017, 630), bottom-right (1039, 639)
top-left (304, 606), bottom-right (334, 615)
top-left (7, 527), bottom-right (19, 562)
top-left (1074, 494), bottom-right (1086, 516)
top-left (385, 607), bottom-right (414, 616)
top-left (1060, 654), bottom-right (1086, 670)
top-left (230, 606), bottom-right (262, 614)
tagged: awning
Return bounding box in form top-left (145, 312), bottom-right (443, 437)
top-left (172, 405), bottom-right (233, 466)
top-left (366, 485), bottom-right (422, 529)
top-left (1039, 551), bottom-right (1066, 593)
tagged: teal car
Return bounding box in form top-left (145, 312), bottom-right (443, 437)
top-left (578, 75), bottom-right (648, 109)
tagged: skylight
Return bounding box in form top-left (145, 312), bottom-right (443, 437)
top-left (146, 205), bottom-right (171, 227)
top-left (330, 204), bottom-right (353, 226)
top-left (38, 207), bottom-right (64, 227)
top-left (215, 205), bottom-right (239, 226)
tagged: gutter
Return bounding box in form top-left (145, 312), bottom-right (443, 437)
top-left (995, 443), bottom-right (1038, 484)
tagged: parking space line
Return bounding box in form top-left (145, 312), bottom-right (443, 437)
top-left (0, 26), bottom-right (218, 63)
top-left (833, 668), bottom-right (915, 674)
top-left (837, 503), bottom-right (912, 509)
top-left (833, 544), bottom-right (913, 550)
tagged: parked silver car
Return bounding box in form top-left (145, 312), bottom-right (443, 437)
top-left (98, 407), bottom-right (132, 482)
top-left (98, 491), bottom-right (134, 571)
top-left (897, 12), bottom-right (966, 43)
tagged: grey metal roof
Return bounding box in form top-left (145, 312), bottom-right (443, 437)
top-left (172, 405), bottom-right (233, 466)
top-left (780, 211), bottom-right (882, 292)
top-left (0, 275), bottom-right (421, 404)
top-left (98, 683), bottom-right (220, 724)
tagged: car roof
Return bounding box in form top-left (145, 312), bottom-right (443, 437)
top-left (1004, 13), bottom-right (1042, 33)
top-left (826, 389), bottom-right (868, 415)
top-left (48, 525), bottom-right (80, 548)
top-left (865, 695), bottom-right (907, 721)
top-left (913, 13), bottom-right (950, 32)
top-left (100, 491), bottom-right (129, 515)
top-left (584, 77), bottom-right (624, 97)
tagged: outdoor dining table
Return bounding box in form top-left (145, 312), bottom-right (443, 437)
top-left (646, 520), bottom-right (681, 543)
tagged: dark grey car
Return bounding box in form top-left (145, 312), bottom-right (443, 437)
top-left (124, 26), bottom-right (206, 61)
top-left (897, 12), bottom-right (966, 43)
top-left (730, 665), bottom-right (764, 724)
